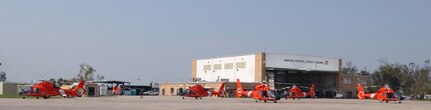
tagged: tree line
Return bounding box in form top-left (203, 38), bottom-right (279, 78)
top-left (343, 59), bottom-right (431, 96)
top-left (49, 63), bottom-right (104, 86)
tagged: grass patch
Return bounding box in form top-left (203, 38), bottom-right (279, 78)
top-left (0, 94), bottom-right (64, 99)
top-left (0, 94), bottom-right (26, 98)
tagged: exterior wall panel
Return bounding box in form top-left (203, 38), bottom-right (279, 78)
top-left (266, 53), bottom-right (339, 72)
top-left (0, 82), bottom-right (3, 95)
top-left (195, 54), bottom-right (256, 82)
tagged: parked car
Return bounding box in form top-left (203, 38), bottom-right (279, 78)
top-left (143, 90), bottom-right (159, 95)
top-left (394, 93), bottom-right (405, 100)
top-left (425, 94), bottom-right (431, 100)
top-left (335, 94), bottom-right (343, 99)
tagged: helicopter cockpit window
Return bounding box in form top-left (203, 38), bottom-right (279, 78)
top-left (182, 89), bottom-right (190, 94)
top-left (53, 83), bottom-right (61, 89)
top-left (262, 91), bottom-right (268, 97)
top-left (34, 88), bottom-right (39, 93)
top-left (387, 93), bottom-right (395, 98)
top-left (269, 90), bottom-right (281, 98)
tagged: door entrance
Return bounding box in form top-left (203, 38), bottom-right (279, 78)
top-left (88, 87), bottom-right (95, 96)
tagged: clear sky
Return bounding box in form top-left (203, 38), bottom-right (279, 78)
top-left (0, 0), bottom-right (430, 84)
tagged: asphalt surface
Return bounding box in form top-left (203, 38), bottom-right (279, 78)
top-left (0, 96), bottom-right (429, 110)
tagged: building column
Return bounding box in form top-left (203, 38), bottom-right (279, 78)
top-left (191, 59), bottom-right (197, 82)
top-left (337, 58), bottom-right (343, 94)
top-left (255, 52), bottom-right (266, 82)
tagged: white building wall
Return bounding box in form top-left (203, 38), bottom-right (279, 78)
top-left (266, 53), bottom-right (339, 72)
top-left (196, 54), bottom-right (256, 82)
top-left (0, 82), bottom-right (3, 95)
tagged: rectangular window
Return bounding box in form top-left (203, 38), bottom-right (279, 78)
top-left (357, 78), bottom-right (361, 84)
top-left (343, 78), bottom-right (351, 84)
top-left (224, 63), bottom-right (233, 69)
top-left (358, 79), bottom-right (367, 85)
top-left (236, 62), bottom-right (246, 69)
top-left (203, 65), bottom-right (211, 71)
top-left (162, 89), bottom-right (165, 95)
top-left (214, 64), bottom-right (222, 70)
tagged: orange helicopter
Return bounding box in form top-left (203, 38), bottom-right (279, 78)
top-left (112, 85), bottom-right (122, 95)
top-left (179, 82), bottom-right (226, 99)
top-left (235, 79), bottom-right (281, 103)
top-left (21, 80), bottom-right (86, 99)
top-left (281, 84), bottom-right (315, 100)
top-left (357, 84), bottom-right (401, 103)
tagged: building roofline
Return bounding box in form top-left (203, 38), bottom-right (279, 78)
top-left (192, 52), bottom-right (260, 61)
top-left (192, 52), bottom-right (341, 61)
top-left (265, 52), bottom-right (340, 59)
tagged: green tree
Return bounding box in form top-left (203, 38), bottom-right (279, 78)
top-left (412, 68), bottom-right (431, 95)
top-left (370, 59), bottom-right (431, 95)
top-left (96, 74), bottom-right (105, 81)
top-left (360, 67), bottom-right (370, 76)
top-left (77, 63), bottom-right (96, 81)
top-left (342, 61), bottom-right (358, 75)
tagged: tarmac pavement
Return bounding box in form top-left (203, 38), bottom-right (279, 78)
top-left (0, 96), bottom-right (429, 110)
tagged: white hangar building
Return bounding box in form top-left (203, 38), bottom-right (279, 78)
top-left (191, 52), bottom-right (343, 97)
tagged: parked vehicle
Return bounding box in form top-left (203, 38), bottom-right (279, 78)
top-left (425, 94), bottom-right (431, 100)
top-left (143, 90), bottom-right (159, 95)
top-left (335, 94), bottom-right (343, 99)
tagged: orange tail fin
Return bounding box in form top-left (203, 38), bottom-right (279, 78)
top-left (215, 82), bottom-right (226, 97)
top-left (308, 84), bottom-right (316, 97)
top-left (357, 84), bottom-right (365, 99)
top-left (73, 80), bottom-right (86, 96)
top-left (235, 79), bottom-right (244, 98)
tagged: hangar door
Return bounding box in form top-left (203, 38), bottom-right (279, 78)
top-left (267, 69), bottom-right (338, 98)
